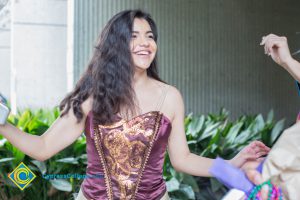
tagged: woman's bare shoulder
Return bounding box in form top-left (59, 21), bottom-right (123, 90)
top-left (81, 96), bottom-right (93, 116)
top-left (151, 80), bottom-right (182, 98)
top-left (165, 85), bottom-right (184, 106)
top-left (152, 81), bottom-right (184, 121)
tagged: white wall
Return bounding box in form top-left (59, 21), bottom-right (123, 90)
top-left (0, 1), bottom-right (10, 100)
top-left (10, 0), bottom-right (68, 111)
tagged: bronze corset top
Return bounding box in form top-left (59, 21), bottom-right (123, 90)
top-left (82, 111), bottom-right (172, 200)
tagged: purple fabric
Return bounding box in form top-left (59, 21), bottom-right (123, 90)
top-left (209, 157), bottom-right (255, 194)
top-left (256, 158), bottom-right (265, 173)
top-left (81, 112), bottom-right (107, 199)
top-left (135, 116), bottom-right (171, 199)
top-left (81, 112), bottom-right (172, 200)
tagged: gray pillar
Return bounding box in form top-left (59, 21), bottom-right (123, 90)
top-left (0, 0), bottom-right (10, 100)
top-left (11, 0), bottom-right (68, 111)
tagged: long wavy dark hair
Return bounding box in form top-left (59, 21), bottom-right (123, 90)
top-left (59, 9), bottom-right (163, 125)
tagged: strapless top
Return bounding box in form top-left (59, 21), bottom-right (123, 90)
top-left (81, 111), bottom-right (172, 200)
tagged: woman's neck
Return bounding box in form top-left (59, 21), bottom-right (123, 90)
top-left (133, 69), bottom-right (149, 90)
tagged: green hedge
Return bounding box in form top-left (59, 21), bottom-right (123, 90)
top-left (0, 108), bottom-right (285, 200)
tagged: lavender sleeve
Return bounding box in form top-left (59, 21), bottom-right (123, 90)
top-left (209, 157), bottom-right (260, 194)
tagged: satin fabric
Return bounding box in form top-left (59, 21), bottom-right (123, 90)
top-left (76, 188), bottom-right (170, 200)
top-left (80, 112), bottom-right (172, 200)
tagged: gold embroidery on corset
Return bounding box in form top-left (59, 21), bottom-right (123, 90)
top-left (93, 126), bottom-right (113, 200)
top-left (93, 111), bottom-right (163, 200)
top-left (132, 112), bottom-right (162, 200)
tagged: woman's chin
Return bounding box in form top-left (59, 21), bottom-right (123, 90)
top-left (134, 65), bottom-right (150, 72)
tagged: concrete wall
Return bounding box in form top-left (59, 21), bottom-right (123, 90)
top-left (0, 1), bottom-right (10, 100)
top-left (11, 0), bottom-right (68, 110)
top-left (74, 0), bottom-right (300, 124)
top-left (0, 0), bottom-right (299, 124)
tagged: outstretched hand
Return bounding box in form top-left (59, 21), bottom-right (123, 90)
top-left (229, 141), bottom-right (270, 168)
top-left (245, 168), bottom-right (269, 200)
top-left (260, 34), bottom-right (293, 67)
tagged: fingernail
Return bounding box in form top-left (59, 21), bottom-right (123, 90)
top-left (254, 175), bottom-right (262, 184)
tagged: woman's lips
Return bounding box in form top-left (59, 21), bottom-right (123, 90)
top-left (133, 50), bottom-right (151, 56)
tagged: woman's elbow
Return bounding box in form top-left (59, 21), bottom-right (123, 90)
top-left (33, 150), bottom-right (52, 162)
top-left (170, 160), bottom-right (184, 172)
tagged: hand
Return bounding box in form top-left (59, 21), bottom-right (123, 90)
top-left (229, 141), bottom-right (270, 168)
top-left (245, 169), bottom-right (269, 200)
top-left (260, 34), bottom-right (293, 67)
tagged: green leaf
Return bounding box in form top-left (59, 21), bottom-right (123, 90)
top-left (50, 179), bottom-right (72, 192)
top-left (7, 114), bottom-right (18, 125)
top-left (225, 122), bottom-right (243, 144)
top-left (166, 177), bottom-right (180, 192)
top-left (182, 174), bottom-right (199, 192)
top-left (187, 140), bottom-right (197, 145)
top-left (187, 115), bottom-right (205, 137)
top-left (210, 178), bottom-right (223, 192)
top-left (208, 131), bottom-right (220, 146)
top-left (56, 157), bottom-right (79, 164)
top-left (266, 110), bottom-right (274, 124)
top-left (53, 107), bottom-right (61, 119)
top-left (198, 122), bottom-right (221, 141)
top-left (17, 110), bottom-right (32, 130)
top-left (0, 138), bottom-right (7, 147)
top-left (4, 142), bottom-right (25, 163)
top-left (250, 114), bottom-right (265, 133)
top-left (27, 119), bottom-right (49, 135)
top-left (235, 129), bottom-right (251, 144)
top-left (270, 119), bottom-right (285, 144)
top-left (0, 157), bottom-right (15, 163)
top-left (31, 160), bottom-right (47, 174)
top-left (179, 184), bottom-right (195, 199)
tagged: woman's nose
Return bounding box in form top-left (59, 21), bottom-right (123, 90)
top-left (137, 36), bottom-right (150, 47)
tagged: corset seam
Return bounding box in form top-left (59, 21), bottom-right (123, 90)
top-left (132, 112), bottom-right (162, 200)
top-left (93, 125), bottom-right (113, 200)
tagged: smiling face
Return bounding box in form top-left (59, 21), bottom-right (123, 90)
top-left (130, 18), bottom-right (157, 71)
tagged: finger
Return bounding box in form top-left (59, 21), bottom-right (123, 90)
top-left (261, 185), bottom-right (269, 200)
top-left (267, 40), bottom-right (283, 54)
top-left (265, 39), bottom-right (278, 55)
top-left (253, 141), bottom-right (271, 151)
top-left (266, 38), bottom-right (287, 55)
top-left (255, 151), bottom-right (269, 158)
top-left (260, 36), bottom-right (266, 45)
top-left (243, 160), bottom-right (262, 171)
top-left (255, 146), bottom-right (270, 154)
top-left (264, 36), bottom-right (284, 55)
top-left (242, 153), bottom-right (258, 161)
top-left (246, 169), bottom-right (263, 185)
top-left (261, 33), bottom-right (279, 45)
top-left (256, 157), bottom-right (266, 162)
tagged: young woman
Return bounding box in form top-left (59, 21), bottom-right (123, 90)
top-left (0, 10), bottom-right (269, 200)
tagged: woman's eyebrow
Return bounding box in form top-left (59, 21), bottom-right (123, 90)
top-left (132, 31), bottom-right (153, 34)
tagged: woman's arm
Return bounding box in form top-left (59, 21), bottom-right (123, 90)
top-left (166, 87), bottom-right (213, 176)
top-left (0, 97), bottom-right (92, 161)
top-left (261, 34), bottom-right (300, 82)
top-left (166, 87), bottom-right (269, 177)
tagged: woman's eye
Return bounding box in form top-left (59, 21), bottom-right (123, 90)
top-left (148, 35), bottom-right (154, 39)
top-left (131, 35), bottom-right (137, 38)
